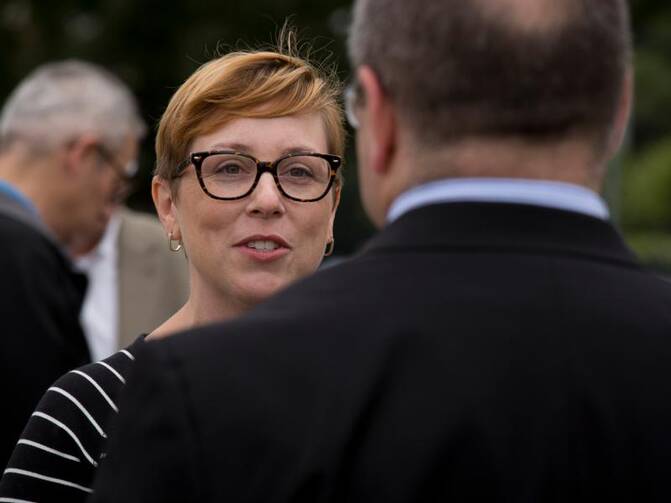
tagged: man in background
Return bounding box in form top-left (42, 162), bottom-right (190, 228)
top-left (0, 60), bottom-right (144, 468)
top-left (91, 1), bottom-right (671, 501)
top-left (76, 206), bottom-right (189, 360)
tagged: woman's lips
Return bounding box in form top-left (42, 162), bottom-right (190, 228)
top-left (235, 235), bottom-right (290, 262)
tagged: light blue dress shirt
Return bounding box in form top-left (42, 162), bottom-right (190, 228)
top-left (0, 180), bottom-right (39, 216)
top-left (387, 178), bottom-right (609, 223)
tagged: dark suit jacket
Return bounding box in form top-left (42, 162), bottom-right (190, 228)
top-left (0, 193), bottom-right (90, 469)
top-left (90, 203), bottom-right (671, 502)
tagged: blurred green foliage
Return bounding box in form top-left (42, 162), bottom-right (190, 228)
top-left (621, 139), bottom-right (671, 229)
top-left (622, 1), bottom-right (671, 269)
top-left (1, 1), bottom-right (670, 263)
top-left (0, 0), bottom-right (374, 255)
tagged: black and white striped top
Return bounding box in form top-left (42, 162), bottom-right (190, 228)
top-left (0, 335), bottom-right (145, 502)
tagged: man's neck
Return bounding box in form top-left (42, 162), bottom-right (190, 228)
top-left (0, 152), bottom-right (64, 243)
top-left (377, 134), bottom-right (607, 226)
top-left (411, 136), bottom-right (605, 191)
top-left (0, 154), bottom-right (42, 209)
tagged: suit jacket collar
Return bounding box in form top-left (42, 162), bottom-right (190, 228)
top-left (362, 202), bottom-right (639, 268)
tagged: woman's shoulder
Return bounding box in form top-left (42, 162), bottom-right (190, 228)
top-left (31, 335), bottom-right (146, 445)
top-left (0, 337), bottom-right (146, 500)
top-left (54, 335), bottom-right (145, 398)
top-left (21, 335), bottom-right (148, 457)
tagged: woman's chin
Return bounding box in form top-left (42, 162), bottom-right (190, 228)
top-left (235, 275), bottom-right (294, 305)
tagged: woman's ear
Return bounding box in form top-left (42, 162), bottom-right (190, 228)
top-left (331, 184), bottom-right (342, 212)
top-left (152, 176), bottom-right (180, 240)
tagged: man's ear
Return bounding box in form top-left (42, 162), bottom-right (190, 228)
top-left (151, 175), bottom-right (180, 240)
top-left (62, 134), bottom-right (100, 176)
top-left (357, 65), bottom-right (397, 175)
top-left (326, 183), bottom-right (342, 240)
top-left (606, 69), bottom-right (633, 158)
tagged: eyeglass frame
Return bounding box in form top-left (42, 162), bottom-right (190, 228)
top-left (94, 143), bottom-right (138, 202)
top-left (94, 144), bottom-right (138, 183)
top-left (174, 150), bottom-right (343, 203)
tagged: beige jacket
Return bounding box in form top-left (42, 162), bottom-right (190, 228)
top-left (117, 208), bottom-right (190, 347)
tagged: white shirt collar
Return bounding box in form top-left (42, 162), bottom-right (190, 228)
top-left (387, 178), bottom-right (610, 223)
top-left (75, 212), bottom-right (122, 361)
top-left (76, 212), bottom-right (122, 269)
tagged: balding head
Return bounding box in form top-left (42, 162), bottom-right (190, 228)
top-left (476, 0), bottom-right (581, 34)
top-left (349, 0), bottom-right (631, 151)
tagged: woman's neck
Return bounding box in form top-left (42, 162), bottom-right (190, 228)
top-left (146, 278), bottom-right (252, 341)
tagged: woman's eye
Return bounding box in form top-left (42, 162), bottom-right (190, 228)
top-left (216, 163), bottom-right (243, 175)
top-left (286, 166), bottom-right (313, 178)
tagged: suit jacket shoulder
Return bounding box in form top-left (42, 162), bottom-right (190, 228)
top-left (91, 203), bottom-right (671, 502)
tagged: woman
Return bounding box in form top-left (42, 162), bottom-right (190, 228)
top-left (0, 43), bottom-right (345, 501)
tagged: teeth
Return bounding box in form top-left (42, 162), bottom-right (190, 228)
top-left (246, 240), bottom-right (280, 251)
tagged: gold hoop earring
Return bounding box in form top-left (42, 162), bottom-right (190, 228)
top-left (324, 239), bottom-right (334, 257)
top-left (168, 231), bottom-right (183, 252)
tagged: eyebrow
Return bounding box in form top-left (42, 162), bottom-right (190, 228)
top-left (207, 142), bottom-right (321, 158)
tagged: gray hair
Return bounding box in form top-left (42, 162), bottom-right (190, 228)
top-left (348, 0), bottom-right (631, 148)
top-left (0, 60), bottom-right (145, 151)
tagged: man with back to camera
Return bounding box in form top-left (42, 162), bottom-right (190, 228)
top-left (90, 1), bottom-right (671, 501)
top-left (0, 60), bottom-right (144, 468)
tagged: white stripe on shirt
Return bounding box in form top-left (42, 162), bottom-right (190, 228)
top-left (16, 440), bottom-right (80, 463)
top-left (70, 370), bottom-right (118, 413)
top-left (31, 412), bottom-right (98, 467)
top-left (95, 361), bottom-right (126, 384)
top-left (120, 349), bottom-right (135, 361)
top-left (2, 469), bottom-right (91, 494)
top-left (47, 388), bottom-right (107, 438)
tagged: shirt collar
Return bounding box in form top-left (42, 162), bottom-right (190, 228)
top-left (75, 211), bottom-right (122, 270)
top-left (0, 180), bottom-right (39, 216)
top-left (387, 178), bottom-right (610, 223)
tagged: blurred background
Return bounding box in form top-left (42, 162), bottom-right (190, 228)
top-left (1, 0), bottom-right (669, 267)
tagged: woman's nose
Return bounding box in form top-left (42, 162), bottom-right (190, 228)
top-left (245, 172), bottom-right (286, 217)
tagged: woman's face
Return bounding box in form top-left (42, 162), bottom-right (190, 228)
top-left (155, 112), bottom-right (340, 310)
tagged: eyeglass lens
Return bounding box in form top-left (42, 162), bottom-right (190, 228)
top-left (199, 154), bottom-right (332, 200)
